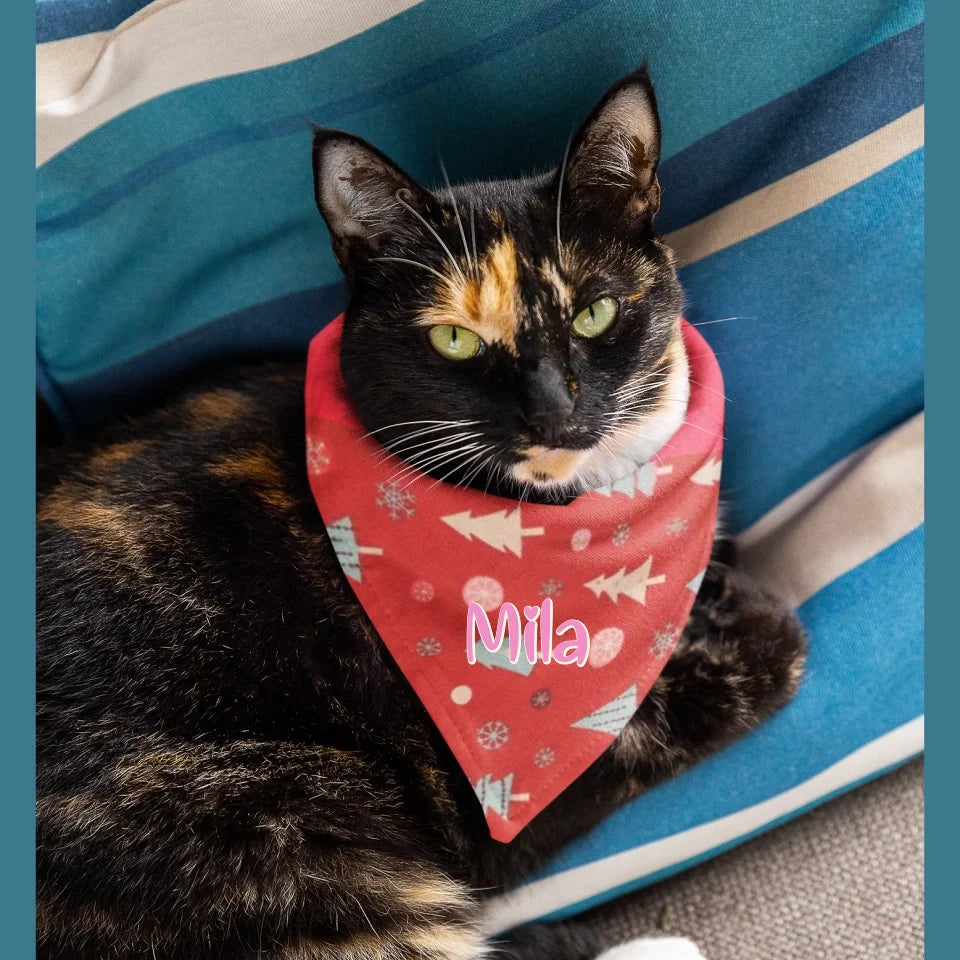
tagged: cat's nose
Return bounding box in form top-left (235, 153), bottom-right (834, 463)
top-left (523, 361), bottom-right (575, 442)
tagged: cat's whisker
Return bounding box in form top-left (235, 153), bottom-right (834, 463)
top-left (614, 376), bottom-right (671, 399)
top-left (614, 375), bottom-right (671, 396)
top-left (688, 376), bottom-right (731, 404)
top-left (678, 418), bottom-right (727, 441)
top-left (379, 430), bottom-right (483, 460)
top-left (393, 190), bottom-right (467, 284)
top-left (438, 156), bottom-right (474, 277)
top-left (401, 443), bottom-right (487, 490)
top-left (429, 444), bottom-right (493, 490)
top-left (369, 256), bottom-right (453, 287)
top-left (555, 133), bottom-right (573, 269)
top-left (460, 445), bottom-right (500, 491)
top-left (393, 442), bottom-right (487, 488)
top-left (361, 419), bottom-right (483, 440)
top-left (377, 431), bottom-right (486, 469)
top-left (469, 199), bottom-right (479, 280)
top-left (690, 316), bottom-right (757, 327)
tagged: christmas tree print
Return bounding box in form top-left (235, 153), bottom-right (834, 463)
top-left (571, 685), bottom-right (638, 735)
top-left (325, 517), bottom-right (383, 582)
top-left (474, 641), bottom-right (535, 676)
top-left (375, 480), bottom-right (415, 520)
top-left (594, 462), bottom-right (673, 498)
top-left (473, 773), bottom-right (530, 819)
top-left (441, 507), bottom-right (545, 558)
top-left (636, 461), bottom-right (673, 496)
top-left (585, 556), bottom-right (666, 605)
top-left (686, 568), bottom-right (706, 594)
top-left (691, 457), bottom-right (722, 486)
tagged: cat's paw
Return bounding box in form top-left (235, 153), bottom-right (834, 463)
top-left (594, 937), bottom-right (707, 960)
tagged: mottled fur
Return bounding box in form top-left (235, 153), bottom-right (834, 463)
top-left (37, 70), bottom-right (806, 959)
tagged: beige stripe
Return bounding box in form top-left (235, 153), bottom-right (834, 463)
top-left (738, 412), bottom-right (924, 608)
top-left (36, 0), bottom-right (426, 166)
top-left (663, 106), bottom-right (925, 267)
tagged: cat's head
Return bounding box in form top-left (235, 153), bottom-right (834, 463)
top-left (312, 68), bottom-right (685, 502)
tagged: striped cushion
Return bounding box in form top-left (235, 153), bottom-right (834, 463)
top-left (36, 0), bottom-right (924, 919)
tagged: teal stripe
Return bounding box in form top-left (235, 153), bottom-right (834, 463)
top-left (683, 148), bottom-right (924, 530)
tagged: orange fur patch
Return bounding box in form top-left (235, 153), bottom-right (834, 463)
top-left (207, 447), bottom-right (294, 510)
top-left (184, 389), bottom-right (251, 423)
top-left (513, 446), bottom-right (585, 484)
top-left (417, 235), bottom-right (521, 354)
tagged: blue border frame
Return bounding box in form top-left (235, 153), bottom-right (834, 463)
top-left (924, 3), bottom-right (949, 957)
top-left (19, 3), bottom-right (940, 957)
top-left (2, 1), bottom-right (36, 955)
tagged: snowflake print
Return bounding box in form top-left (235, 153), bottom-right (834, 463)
top-left (612, 522), bottom-right (631, 547)
top-left (570, 528), bottom-right (592, 552)
top-left (462, 576), bottom-right (504, 612)
top-left (534, 746), bottom-right (556, 769)
top-left (666, 516), bottom-right (690, 537)
top-left (375, 480), bottom-right (416, 520)
top-left (540, 579), bottom-right (563, 598)
top-left (306, 437), bottom-right (330, 475)
top-left (416, 636), bottom-right (442, 657)
top-left (650, 622), bottom-right (683, 657)
top-left (476, 720), bottom-right (510, 751)
top-left (410, 580), bottom-right (435, 603)
top-left (530, 688), bottom-right (552, 709)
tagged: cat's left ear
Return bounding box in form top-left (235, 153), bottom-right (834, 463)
top-left (562, 67), bottom-right (662, 223)
top-left (312, 128), bottom-right (429, 269)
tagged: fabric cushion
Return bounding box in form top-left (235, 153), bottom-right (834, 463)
top-left (36, 0), bottom-right (924, 921)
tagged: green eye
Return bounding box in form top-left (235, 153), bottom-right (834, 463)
top-left (571, 297), bottom-right (618, 338)
top-left (427, 324), bottom-right (485, 360)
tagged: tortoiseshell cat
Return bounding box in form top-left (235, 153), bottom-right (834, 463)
top-left (37, 70), bottom-right (806, 960)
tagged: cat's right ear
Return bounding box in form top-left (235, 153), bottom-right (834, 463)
top-left (312, 129), bottom-right (426, 270)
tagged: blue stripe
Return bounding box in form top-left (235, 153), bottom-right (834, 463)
top-left (521, 524), bottom-right (924, 884)
top-left (36, 0), bottom-right (154, 43)
top-left (686, 148), bottom-right (924, 530)
top-left (37, 0), bottom-right (924, 232)
top-left (56, 282), bottom-right (347, 431)
top-left (538, 753), bottom-right (921, 923)
top-left (657, 22), bottom-right (924, 233)
top-left (36, 0), bottom-right (611, 237)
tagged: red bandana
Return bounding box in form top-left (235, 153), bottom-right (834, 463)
top-left (305, 316), bottom-right (724, 842)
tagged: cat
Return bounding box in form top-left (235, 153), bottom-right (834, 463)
top-left (37, 68), bottom-right (807, 960)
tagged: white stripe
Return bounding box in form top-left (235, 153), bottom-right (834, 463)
top-left (36, 0), bottom-right (426, 166)
top-left (663, 106), bottom-right (925, 267)
top-left (738, 413), bottom-right (924, 608)
top-left (482, 716), bottom-right (924, 934)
